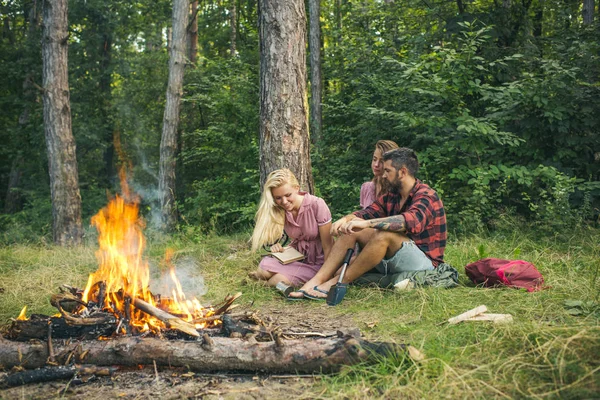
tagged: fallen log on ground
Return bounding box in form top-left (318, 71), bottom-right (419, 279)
top-left (0, 334), bottom-right (406, 374)
top-left (0, 365), bottom-right (117, 389)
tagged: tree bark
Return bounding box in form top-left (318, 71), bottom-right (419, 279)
top-left (308, 0), bottom-right (322, 146)
top-left (583, 0), bottom-right (594, 24)
top-left (0, 335), bottom-right (404, 374)
top-left (100, 31), bottom-right (115, 186)
top-left (4, 157), bottom-right (24, 214)
top-left (533, 0), bottom-right (543, 37)
top-left (5, 1), bottom-right (41, 214)
top-left (258, 0), bottom-right (314, 192)
top-left (1, 365), bottom-right (117, 389)
top-left (188, 0), bottom-right (198, 63)
top-left (159, 0), bottom-right (189, 231)
top-left (229, 0), bottom-right (237, 56)
top-left (42, 0), bottom-right (82, 246)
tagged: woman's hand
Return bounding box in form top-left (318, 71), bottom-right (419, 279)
top-left (339, 219), bottom-right (368, 235)
top-left (331, 214), bottom-right (356, 236)
top-left (270, 243), bottom-right (285, 253)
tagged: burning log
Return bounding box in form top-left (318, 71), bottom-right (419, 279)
top-left (0, 334), bottom-right (406, 374)
top-left (131, 298), bottom-right (199, 337)
top-left (6, 314), bottom-right (117, 342)
top-left (0, 365), bottom-right (117, 389)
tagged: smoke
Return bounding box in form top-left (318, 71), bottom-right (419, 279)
top-left (149, 256), bottom-right (207, 299)
top-left (129, 138), bottom-right (164, 231)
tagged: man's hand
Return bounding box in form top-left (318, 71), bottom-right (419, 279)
top-left (270, 243), bottom-right (284, 253)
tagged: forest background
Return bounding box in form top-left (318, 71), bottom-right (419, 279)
top-left (0, 0), bottom-right (599, 241)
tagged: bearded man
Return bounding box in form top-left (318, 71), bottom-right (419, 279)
top-left (290, 147), bottom-right (447, 299)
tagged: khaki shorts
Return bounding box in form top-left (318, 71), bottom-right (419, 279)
top-left (374, 240), bottom-right (434, 275)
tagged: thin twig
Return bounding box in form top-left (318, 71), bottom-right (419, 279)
top-left (47, 323), bottom-right (56, 365)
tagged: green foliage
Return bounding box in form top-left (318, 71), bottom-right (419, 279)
top-left (179, 56), bottom-right (260, 233)
top-left (0, 0), bottom-right (598, 238)
top-left (317, 18), bottom-right (600, 233)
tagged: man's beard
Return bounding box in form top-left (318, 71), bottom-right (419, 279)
top-left (389, 176), bottom-right (402, 193)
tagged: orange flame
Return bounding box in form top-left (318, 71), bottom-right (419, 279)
top-left (78, 168), bottom-right (216, 335)
top-left (17, 306), bottom-right (28, 321)
top-left (159, 249), bottom-right (216, 329)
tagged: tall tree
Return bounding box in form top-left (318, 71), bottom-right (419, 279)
top-left (583, 0), bottom-right (594, 24)
top-left (188, 0), bottom-right (198, 63)
top-left (42, 0), bottom-right (82, 245)
top-left (308, 0), bottom-right (323, 145)
top-left (258, 0), bottom-right (314, 192)
top-left (5, 0), bottom-right (41, 214)
top-left (229, 0), bottom-right (237, 56)
top-left (159, 0), bottom-right (189, 231)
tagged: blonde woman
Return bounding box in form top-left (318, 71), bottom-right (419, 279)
top-left (360, 140), bottom-right (400, 208)
top-left (250, 169), bottom-right (333, 288)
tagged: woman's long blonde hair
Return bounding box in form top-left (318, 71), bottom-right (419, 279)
top-left (373, 140), bottom-right (400, 197)
top-left (251, 169), bottom-right (300, 252)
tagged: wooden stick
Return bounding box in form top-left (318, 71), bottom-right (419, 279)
top-left (464, 313), bottom-right (513, 324)
top-left (447, 305), bottom-right (487, 325)
top-left (47, 323), bottom-right (56, 365)
top-left (132, 298), bottom-right (199, 337)
top-left (213, 292), bottom-right (242, 315)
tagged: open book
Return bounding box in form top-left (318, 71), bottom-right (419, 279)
top-left (272, 246), bottom-right (305, 265)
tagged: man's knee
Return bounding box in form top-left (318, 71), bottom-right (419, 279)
top-left (372, 230), bottom-right (409, 246)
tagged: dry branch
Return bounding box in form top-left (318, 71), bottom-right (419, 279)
top-left (213, 292), bottom-right (243, 315)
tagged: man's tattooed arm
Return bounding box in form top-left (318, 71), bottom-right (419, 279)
top-left (367, 215), bottom-right (407, 233)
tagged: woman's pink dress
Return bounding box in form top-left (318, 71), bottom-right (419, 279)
top-left (259, 193), bottom-right (332, 286)
top-left (360, 181), bottom-right (376, 209)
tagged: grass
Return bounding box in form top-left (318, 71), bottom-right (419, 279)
top-left (0, 227), bottom-right (598, 399)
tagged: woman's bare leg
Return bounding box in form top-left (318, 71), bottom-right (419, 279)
top-left (267, 274), bottom-right (292, 287)
top-left (248, 268), bottom-right (274, 281)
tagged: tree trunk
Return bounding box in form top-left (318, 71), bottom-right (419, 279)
top-left (145, 24), bottom-right (163, 51)
top-left (100, 32), bottom-right (115, 186)
top-left (158, 0), bottom-right (189, 231)
top-left (533, 0), bottom-right (543, 37)
top-left (5, 1), bottom-right (40, 215)
top-left (0, 335), bottom-right (404, 374)
top-left (583, 0), bottom-right (594, 24)
top-left (308, 0), bottom-right (322, 146)
top-left (4, 157), bottom-right (24, 214)
top-left (229, 0), bottom-right (237, 56)
top-left (42, 0), bottom-right (82, 246)
top-left (258, 0), bottom-right (314, 192)
top-left (188, 0), bottom-right (198, 63)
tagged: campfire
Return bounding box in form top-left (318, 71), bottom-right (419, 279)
top-left (10, 172), bottom-right (238, 340)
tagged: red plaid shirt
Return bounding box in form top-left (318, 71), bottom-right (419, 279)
top-left (353, 179), bottom-right (447, 266)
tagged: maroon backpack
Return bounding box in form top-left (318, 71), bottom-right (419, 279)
top-left (465, 258), bottom-right (545, 292)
